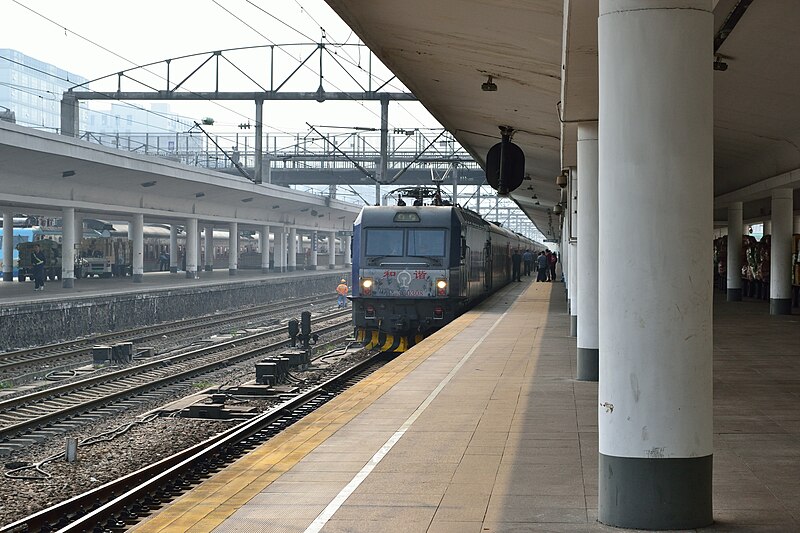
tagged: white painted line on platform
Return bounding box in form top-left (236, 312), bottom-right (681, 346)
top-left (304, 308), bottom-right (510, 533)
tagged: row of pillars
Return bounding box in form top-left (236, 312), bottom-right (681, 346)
top-left (1, 209), bottom-right (352, 286)
top-left (725, 195), bottom-right (796, 313)
top-left (553, 1), bottom-right (797, 529)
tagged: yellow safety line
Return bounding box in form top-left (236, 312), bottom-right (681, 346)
top-left (132, 312), bottom-right (480, 533)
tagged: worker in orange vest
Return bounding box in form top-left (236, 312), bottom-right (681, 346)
top-left (336, 279), bottom-right (348, 308)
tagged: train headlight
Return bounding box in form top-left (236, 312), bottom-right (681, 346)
top-left (436, 278), bottom-right (447, 296)
top-left (361, 277), bottom-right (373, 296)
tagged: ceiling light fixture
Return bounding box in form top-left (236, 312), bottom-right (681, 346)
top-left (241, 197), bottom-right (253, 203)
top-left (195, 192), bottom-right (205, 198)
top-left (62, 170), bottom-right (76, 178)
top-left (141, 180), bottom-right (157, 187)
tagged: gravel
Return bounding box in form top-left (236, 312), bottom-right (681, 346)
top-left (0, 302), bottom-right (365, 527)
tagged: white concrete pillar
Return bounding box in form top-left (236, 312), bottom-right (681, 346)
top-left (75, 212), bottom-right (84, 242)
top-left (272, 228), bottom-right (284, 272)
top-left (132, 213), bottom-right (144, 283)
top-left (328, 231), bottom-right (337, 269)
top-left (62, 207), bottom-right (76, 288)
top-left (567, 240), bottom-right (577, 332)
top-left (598, 1), bottom-right (713, 529)
top-left (169, 225), bottom-right (178, 272)
top-left (576, 122), bottom-right (599, 381)
top-left (288, 227), bottom-right (297, 271)
top-left (280, 229), bottom-right (288, 272)
top-left (204, 225), bottom-right (214, 271)
top-left (560, 226), bottom-right (567, 301)
top-left (198, 225), bottom-right (203, 277)
top-left (309, 231), bottom-right (318, 270)
top-left (770, 188), bottom-right (793, 314)
top-left (344, 234), bottom-right (352, 267)
top-left (186, 218), bottom-right (198, 279)
top-left (727, 202), bottom-right (743, 301)
top-left (764, 219), bottom-right (772, 235)
top-left (2, 212), bottom-right (13, 281)
top-left (228, 222), bottom-right (238, 275)
top-left (260, 225), bottom-right (270, 273)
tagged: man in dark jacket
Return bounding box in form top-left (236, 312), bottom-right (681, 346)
top-left (537, 251), bottom-right (549, 282)
top-left (31, 243), bottom-right (46, 291)
top-left (511, 249), bottom-right (522, 282)
top-left (522, 249), bottom-right (533, 276)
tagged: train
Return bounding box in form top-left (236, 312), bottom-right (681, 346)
top-left (351, 188), bottom-right (544, 352)
top-left (2, 218), bottom-right (347, 281)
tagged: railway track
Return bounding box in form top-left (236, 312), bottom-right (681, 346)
top-left (0, 350), bottom-right (388, 533)
top-left (0, 294), bottom-right (336, 377)
top-left (0, 309), bottom-right (351, 449)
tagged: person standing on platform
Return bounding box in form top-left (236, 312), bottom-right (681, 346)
top-left (537, 251), bottom-right (549, 282)
top-left (336, 279), bottom-right (349, 308)
top-left (550, 251), bottom-right (558, 282)
top-left (522, 249), bottom-right (533, 276)
top-left (511, 249), bottom-right (522, 282)
top-left (159, 251), bottom-right (169, 271)
top-left (31, 243), bottom-right (46, 291)
top-left (544, 250), bottom-right (553, 281)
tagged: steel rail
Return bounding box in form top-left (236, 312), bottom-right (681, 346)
top-left (0, 351), bottom-right (386, 533)
top-left (0, 295), bottom-right (334, 374)
top-left (0, 310), bottom-right (350, 441)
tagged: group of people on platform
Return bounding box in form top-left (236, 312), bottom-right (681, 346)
top-left (511, 248), bottom-right (558, 283)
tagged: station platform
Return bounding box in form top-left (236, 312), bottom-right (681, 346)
top-left (0, 268), bottom-right (350, 351)
top-left (0, 268), bottom-right (348, 305)
top-left (132, 280), bottom-right (800, 532)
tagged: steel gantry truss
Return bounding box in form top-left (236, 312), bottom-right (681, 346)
top-left (59, 42), bottom-right (417, 185)
top-left (55, 41), bottom-right (540, 239)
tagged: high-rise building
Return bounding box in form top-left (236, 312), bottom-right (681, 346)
top-left (0, 49), bottom-right (194, 155)
top-left (0, 48), bottom-right (88, 131)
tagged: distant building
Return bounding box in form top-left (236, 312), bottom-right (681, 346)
top-left (0, 49), bottom-right (196, 154)
top-left (0, 48), bottom-right (88, 131)
top-left (85, 102), bottom-right (201, 155)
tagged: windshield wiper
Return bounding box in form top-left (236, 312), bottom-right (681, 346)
top-left (410, 255), bottom-right (442, 265)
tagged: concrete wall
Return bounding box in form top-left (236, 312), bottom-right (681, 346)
top-left (0, 273), bottom-right (344, 350)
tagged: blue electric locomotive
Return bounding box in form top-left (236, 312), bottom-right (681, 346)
top-left (351, 191), bottom-right (542, 351)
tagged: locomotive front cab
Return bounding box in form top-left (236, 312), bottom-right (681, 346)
top-left (352, 207), bottom-right (464, 339)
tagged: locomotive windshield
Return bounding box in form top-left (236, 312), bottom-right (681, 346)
top-left (365, 229), bottom-right (404, 256)
top-left (407, 229), bottom-right (446, 256)
top-left (364, 228), bottom-right (447, 258)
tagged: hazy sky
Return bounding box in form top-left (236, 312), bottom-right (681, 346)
top-left (1, 1), bottom-right (537, 233)
top-left (1, 0), bottom-right (441, 134)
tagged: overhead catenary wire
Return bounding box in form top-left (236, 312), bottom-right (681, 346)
top-left (0, 55), bottom-right (197, 131)
top-left (234, 0), bottom-right (429, 130)
top-left (8, 0), bottom-right (291, 135)
top-left (220, 0), bottom-right (396, 128)
top-left (288, 0), bottom-right (429, 127)
top-left (0, 80), bottom-right (203, 136)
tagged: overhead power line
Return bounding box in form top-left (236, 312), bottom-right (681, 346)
top-left (9, 0), bottom-right (291, 135)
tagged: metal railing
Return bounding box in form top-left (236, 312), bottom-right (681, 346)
top-left (76, 129), bottom-right (479, 174)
